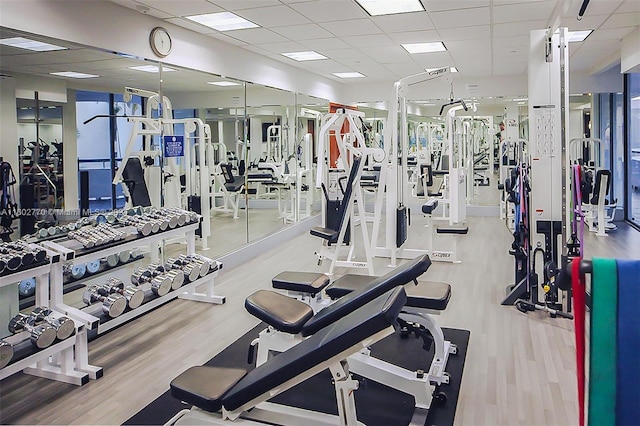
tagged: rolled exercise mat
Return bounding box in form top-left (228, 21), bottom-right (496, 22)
top-left (571, 259), bottom-right (586, 426)
top-left (588, 258), bottom-right (617, 426)
top-left (615, 259), bottom-right (640, 426)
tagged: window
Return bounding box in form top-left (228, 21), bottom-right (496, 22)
top-left (627, 74), bottom-right (640, 225)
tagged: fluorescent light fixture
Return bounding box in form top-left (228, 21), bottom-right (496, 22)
top-left (282, 51), bottom-right (327, 61)
top-left (0, 37), bottom-right (66, 51)
top-left (186, 12), bottom-right (259, 31)
top-left (49, 71), bottom-right (99, 79)
top-left (567, 30), bottom-right (593, 42)
top-left (332, 72), bottom-right (365, 78)
top-left (207, 81), bottom-right (241, 86)
top-left (355, 0), bottom-right (424, 16)
top-left (517, 101), bottom-right (526, 105)
top-left (632, 96), bottom-right (640, 102)
top-left (402, 42), bottom-right (446, 54)
top-left (425, 66), bottom-right (457, 73)
top-left (128, 65), bottom-right (177, 73)
top-left (513, 98), bottom-right (528, 102)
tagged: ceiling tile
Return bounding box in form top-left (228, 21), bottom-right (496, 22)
top-left (300, 37), bottom-right (352, 50)
top-left (111, 0), bottom-right (174, 19)
top-left (345, 34), bottom-right (396, 48)
top-left (359, 45), bottom-right (413, 63)
top-left (579, 39), bottom-right (621, 51)
top-left (409, 51), bottom-right (454, 67)
top-left (615, 0), bottom-right (640, 14)
top-left (315, 48), bottom-right (363, 59)
top-left (493, 20), bottom-right (547, 37)
top-left (561, 14), bottom-right (610, 31)
top-left (207, 32), bottom-right (249, 46)
top-left (438, 25), bottom-right (490, 41)
top-left (424, 0), bottom-right (490, 12)
top-left (271, 24), bottom-right (334, 40)
top-left (429, 7), bottom-right (490, 28)
top-left (493, 0), bottom-right (551, 4)
top-left (223, 28), bottom-right (288, 44)
top-left (235, 5), bottom-right (311, 27)
top-left (384, 62), bottom-right (425, 76)
top-left (371, 12), bottom-right (434, 33)
top-left (565, 0), bottom-right (624, 17)
top-left (600, 12), bottom-right (640, 29)
top-left (294, 59), bottom-right (343, 71)
top-left (252, 41), bottom-right (308, 54)
top-left (386, 30), bottom-right (441, 43)
top-left (492, 62), bottom-right (527, 76)
top-left (588, 26), bottom-right (636, 41)
top-left (337, 55), bottom-right (380, 68)
top-left (137, 0), bottom-right (222, 17)
top-left (492, 36), bottom-right (529, 50)
top-left (319, 19), bottom-right (383, 37)
top-left (445, 39), bottom-right (491, 54)
top-left (210, 0), bottom-right (281, 10)
top-left (493, 1), bottom-right (556, 23)
top-left (288, 0), bottom-right (368, 23)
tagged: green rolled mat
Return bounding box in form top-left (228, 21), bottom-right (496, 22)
top-left (588, 258), bottom-right (617, 426)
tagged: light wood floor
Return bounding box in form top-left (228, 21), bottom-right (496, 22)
top-left (0, 202), bottom-right (638, 425)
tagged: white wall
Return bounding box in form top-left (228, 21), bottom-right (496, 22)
top-left (0, 76), bottom-right (19, 177)
top-left (621, 28), bottom-right (640, 74)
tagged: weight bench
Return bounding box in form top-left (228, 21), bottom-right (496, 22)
top-left (214, 163), bottom-right (244, 218)
top-left (168, 287), bottom-right (407, 425)
top-left (245, 255), bottom-right (456, 420)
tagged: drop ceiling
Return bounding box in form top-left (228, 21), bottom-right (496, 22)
top-left (109, 0), bottom-right (638, 81)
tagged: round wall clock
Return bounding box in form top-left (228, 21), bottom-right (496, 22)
top-left (150, 27), bottom-right (172, 58)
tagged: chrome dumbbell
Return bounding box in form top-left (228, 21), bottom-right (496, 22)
top-left (86, 260), bottom-right (101, 275)
top-left (182, 261), bottom-right (203, 282)
top-left (121, 217), bottom-right (153, 237)
top-left (68, 232), bottom-right (96, 248)
top-left (104, 254), bottom-right (120, 268)
top-left (165, 268), bottom-right (185, 290)
top-left (118, 250), bottom-right (131, 264)
top-left (7, 313), bottom-right (57, 349)
top-left (164, 208), bottom-right (187, 226)
top-left (66, 262), bottom-right (87, 280)
top-left (0, 253), bottom-right (22, 272)
top-left (31, 307), bottom-right (76, 340)
top-left (186, 254), bottom-right (216, 277)
top-left (99, 278), bottom-right (144, 309)
top-left (82, 285), bottom-right (127, 318)
top-left (131, 266), bottom-right (153, 286)
top-left (0, 339), bottom-right (13, 369)
top-left (150, 274), bottom-right (172, 296)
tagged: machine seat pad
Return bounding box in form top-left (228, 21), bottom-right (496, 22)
top-left (310, 227), bottom-right (338, 243)
top-left (224, 178), bottom-right (244, 193)
top-left (272, 272), bottom-right (330, 295)
top-left (436, 226), bottom-right (468, 234)
top-left (223, 287), bottom-right (407, 412)
top-left (422, 198), bottom-right (439, 214)
top-left (245, 290), bottom-right (313, 334)
top-left (327, 275), bottom-right (451, 311)
top-left (301, 255), bottom-right (431, 337)
top-left (170, 366), bottom-right (247, 413)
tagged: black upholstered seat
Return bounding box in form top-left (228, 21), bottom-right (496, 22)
top-left (422, 198), bottom-right (439, 214)
top-left (245, 290), bottom-right (313, 334)
top-left (310, 227), bottom-right (339, 243)
top-left (272, 271), bottom-right (330, 295)
top-left (170, 367), bottom-right (247, 412)
top-left (436, 226), bottom-right (468, 234)
top-left (326, 273), bottom-right (451, 311)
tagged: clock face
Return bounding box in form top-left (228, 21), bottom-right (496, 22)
top-left (150, 27), bottom-right (171, 57)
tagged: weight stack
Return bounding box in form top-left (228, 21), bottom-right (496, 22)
top-left (396, 205), bottom-right (407, 248)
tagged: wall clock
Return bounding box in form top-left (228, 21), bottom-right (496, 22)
top-left (150, 27), bottom-right (172, 58)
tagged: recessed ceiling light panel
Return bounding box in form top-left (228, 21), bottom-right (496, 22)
top-left (0, 37), bottom-right (67, 51)
top-left (425, 66), bottom-right (458, 73)
top-left (128, 65), bottom-right (177, 73)
top-left (207, 81), bottom-right (241, 86)
top-left (355, 0), bottom-right (424, 16)
top-left (50, 71), bottom-right (99, 79)
top-left (332, 72), bottom-right (365, 78)
top-left (282, 51), bottom-right (327, 61)
top-left (402, 42), bottom-right (446, 54)
top-left (567, 30), bottom-right (593, 42)
top-left (186, 12), bottom-right (259, 31)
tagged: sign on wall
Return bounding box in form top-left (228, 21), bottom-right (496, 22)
top-left (163, 135), bottom-right (184, 157)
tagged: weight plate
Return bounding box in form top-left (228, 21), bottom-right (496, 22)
top-left (31, 325), bottom-right (57, 349)
top-left (71, 263), bottom-right (87, 280)
top-left (118, 251), bottom-right (131, 264)
top-left (52, 317), bottom-right (75, 340)
top-left (18, 278), bottom-right (36, 297)
top-left (105, 254), bottom-right (119, 268)
top-left (86, 260), bottom-right (101, 274)
top-left (0, 340), bottom-right (13, 369)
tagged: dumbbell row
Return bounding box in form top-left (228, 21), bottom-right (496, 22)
top-left (82, 277), bottom-right (147, 317)
top-left (129, 254), bottom-right (215, 295)
top-left (0, 241), bottom-right (48, 274)
top-left (7, 307), bottom-right (76, 349)
top-left (62, 250), bottom-right (136, 281)
top-left (68, 224), bottom-right (127, 248)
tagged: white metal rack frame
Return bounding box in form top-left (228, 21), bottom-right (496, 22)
top-left (0, 253), bottom-right (92, 386)
top-left (42, 220), bottom-right (224, 380)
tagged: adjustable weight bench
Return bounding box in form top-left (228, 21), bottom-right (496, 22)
top-left (246, 255), bottom-right (456, 421)
top-left (168, 287), bottom-right (407, 425)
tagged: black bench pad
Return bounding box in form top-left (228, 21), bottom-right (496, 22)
top-left (301, 255), bottom-right (431, 337)
top-left (436, 226), bottom-right (468, 234)
top-left (326, 274), bottom-right (451, 311)
top-left (272, 271), bottom-right (330, 295)
top-left (422, 198), bottom-right (439, 214)
top-left (223, 287), bottom-right (407, 412)
top-left (245, 290), bottom-right (313, 334)
top-left (170, 366), bottom-right (247, 413)
top-left (224, 177), bottom-right (244, 192)
top-left (310, 227), bottom-right (339, 243)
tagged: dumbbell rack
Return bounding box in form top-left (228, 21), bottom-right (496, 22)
top-left (43, 221), bottom-right (224, 378)
top-left (0, 252), bottom-right (94, 386)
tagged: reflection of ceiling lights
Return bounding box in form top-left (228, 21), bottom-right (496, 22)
top-left (355, 0), bottom-right (424, 16)
top-left (632, 96), bottom-right (640, 101)
top-left (513, 98), bottom-right (528, 102)
top-left (207, 81), bottom-right (241, 86)
top-left (282, 51), bottom-right (327, 61)
top-left (567, 30), bottom-right (593, 42)
top-left (0, 37), bottom-right (67, 51)
top-left (186, 12), bottom-right (259, 31)
top-left (50, 71), bottom-right (99, 79)
top-left (425, 67), bottom-right (457, 73)
top-left (517, 101), bottom-right (526, 105)
top-left (128, 65), bottom-right (177, 73)
top-left (402, 42), bottom-right (446, 54)
top-left (332, 72), bottom-right (365, 78)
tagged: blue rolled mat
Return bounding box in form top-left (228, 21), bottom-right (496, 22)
top-left (616, 259), bottom-right (640, 426)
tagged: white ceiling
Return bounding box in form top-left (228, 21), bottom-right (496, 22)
top-left (107, 0), bottom-right (639, 82)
